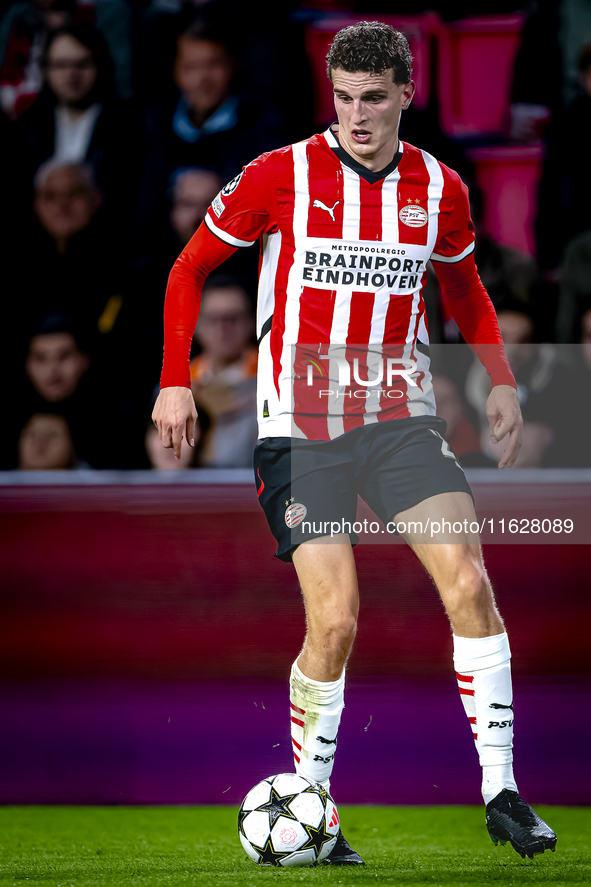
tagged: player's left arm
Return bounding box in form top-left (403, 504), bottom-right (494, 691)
top-left (485, 383), bottom-right (522, 469)
top-left (434, 254), bottom-right (522, 469)
top-left (431, 171), bottom-right (522, 468)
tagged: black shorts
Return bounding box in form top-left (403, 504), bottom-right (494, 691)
top-left (253, 416), bottom-right (474, 562)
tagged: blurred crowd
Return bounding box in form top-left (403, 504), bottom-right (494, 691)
top-left (1, 0), bottom-right (590, 473)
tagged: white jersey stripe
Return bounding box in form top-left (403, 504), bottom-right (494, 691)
top-left (381, 168), bottom-right (401, 244)
top-left (397, 152), bottom-right (442, 418)
top-left (324, 127), bottom-right (339, 150)
top-left (281, 141), bottom-right (310, 433)
top-left (422, 150), bottom-right (445, 256)
top-left (431, 241), bottom-right (475, 263)
top-left (257, 230), bottom-right (282, 340)
top-left (204, 213), bottom-right (255, 247)
top-left (366, 164), bottom-right (400, 424)
top-left (327, 164), bottom-right (360, 438)
top-left (340, 164), bottom-right (361, 243)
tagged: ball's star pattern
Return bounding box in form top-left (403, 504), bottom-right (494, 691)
top-left (253, 835), bottom-right (287, 866)
top-left (300, 819), bottom-right (332, 857)
top-left (255, 785), bottom-right (299, 829)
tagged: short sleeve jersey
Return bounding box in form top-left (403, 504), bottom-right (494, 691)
top-left (204, 127), bottom-right (475, 441)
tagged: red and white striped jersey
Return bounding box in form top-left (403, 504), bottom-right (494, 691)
top-left (204, 126), bottom-right (476, 440)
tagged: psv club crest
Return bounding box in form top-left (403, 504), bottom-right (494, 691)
top-left (285, 502), bottom-right (307, 528)
top-left (399, 202), bottom-right (428, 228)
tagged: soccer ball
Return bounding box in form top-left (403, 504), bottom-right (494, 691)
top-left (238, 773), bottom-right (340, 866)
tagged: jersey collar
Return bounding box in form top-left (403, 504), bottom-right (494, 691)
top-left (324, 125), bottom-right (403, 184)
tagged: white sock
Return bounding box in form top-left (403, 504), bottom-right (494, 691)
top-left (290, 660), bottom-right (345, 792)
top-left (453, 632), bottom-right (518, 805)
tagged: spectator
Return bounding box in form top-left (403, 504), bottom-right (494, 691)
top-left (0, 0), bottom-right (75, 120)
top-left (10, 23), bottom-right (142, 228)
top-left (6, 313), bottom-right (145, 471)
top-left (25, 318), bottom-right (90, 403)
top-left (190, 276), bottom-right (258, 468)
top-left (34, 159), bottom-right (101, 255)
top-left (8, 160), bottom-right (125, 344)
top-left (18, 412), bottom-right (78, 470)
top-left (156, 21), bottom-right (288, 185)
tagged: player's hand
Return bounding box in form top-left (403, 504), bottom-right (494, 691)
top-left (486, 384), bottom-right (523, 469)
top-left (152, 386), bottom-right (197, 460)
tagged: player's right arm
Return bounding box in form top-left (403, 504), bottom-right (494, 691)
top-left (152, 224), bottom-right (238, 458)
top-left (153, 155), bottom-right (275, 458)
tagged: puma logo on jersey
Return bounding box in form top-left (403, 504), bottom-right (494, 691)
top-left (313, 199), bottom-right (340, 222)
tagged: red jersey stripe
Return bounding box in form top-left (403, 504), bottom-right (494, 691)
top-left (396, 145), bottom-right (431, 246)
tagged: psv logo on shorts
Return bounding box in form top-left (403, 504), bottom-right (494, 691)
top-left (285, 502), bottom-right (307, 528)
top-left (399, 204), bottom-right (428, 227)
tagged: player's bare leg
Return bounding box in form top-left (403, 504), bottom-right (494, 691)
top-left (288, 536), bottom-right (363, 865)
top-left (396, 491), bottom-right (556, 858)
top-left (293, 535), bottom-right (359, 682)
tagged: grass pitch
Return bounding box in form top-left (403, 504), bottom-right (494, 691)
top-left (0, 805), bottom-right (588, 887)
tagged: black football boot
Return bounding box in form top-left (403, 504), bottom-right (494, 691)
top-left (322, 830), bottom-right (364, 865)
top-left (486, 789), bottom-right (557, 859)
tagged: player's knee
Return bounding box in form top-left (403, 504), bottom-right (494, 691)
top-left (452, 560), bottom-right (490, 611)
top-left (318, 613), bottom-right (357, 661)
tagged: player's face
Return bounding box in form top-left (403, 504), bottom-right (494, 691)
top-left (331, 68), bottom-right (414, 171)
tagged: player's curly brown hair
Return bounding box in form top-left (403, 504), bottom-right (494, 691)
top-left (326, 21), bottom-right (413, 85)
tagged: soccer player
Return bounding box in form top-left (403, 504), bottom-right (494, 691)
top-left (153, 22), bottom-right (557, 865)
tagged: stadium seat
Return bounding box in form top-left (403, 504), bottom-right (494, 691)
top-left (437, 14), bottom-right (525, 138)
top-left (305, 13), bottom-right (440, 127)
top-left (468, 144), bottom-right (543, 256)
